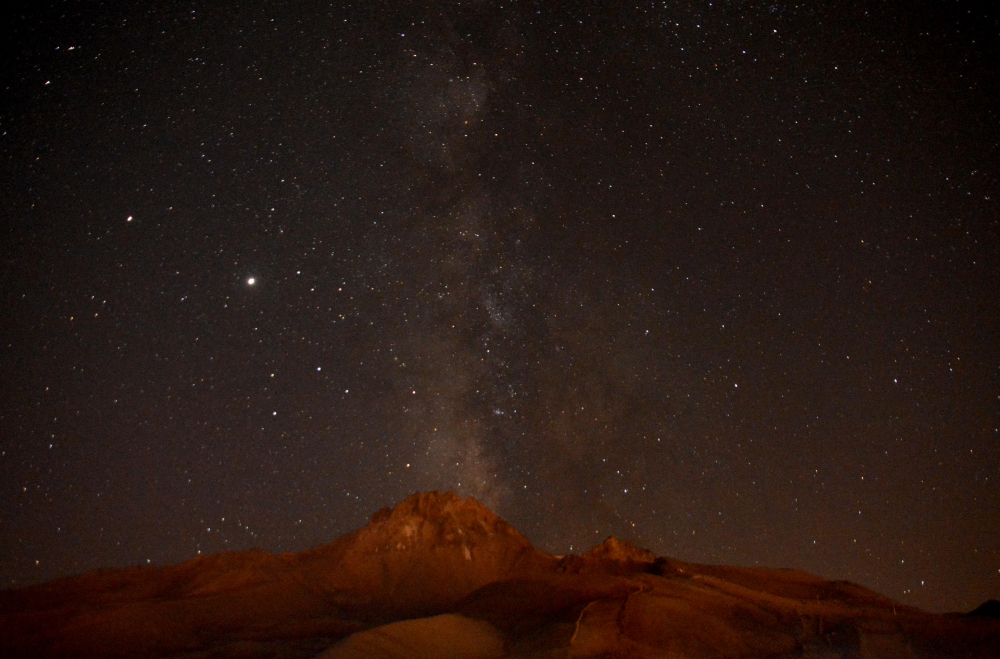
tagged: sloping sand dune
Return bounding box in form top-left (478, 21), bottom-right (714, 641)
top-left (318, 614), bottom-right (505, 659)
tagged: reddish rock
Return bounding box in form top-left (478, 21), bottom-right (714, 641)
top-left (2, 491), bottom-right (997, 658)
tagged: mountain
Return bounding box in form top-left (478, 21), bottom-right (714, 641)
top-left (966, 600), bottom-right (1000, 619)
top-left (1, 491), bottom-right (997, 658)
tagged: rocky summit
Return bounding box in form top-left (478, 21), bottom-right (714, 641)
top-left (2, 492), bottom-right (997, 658)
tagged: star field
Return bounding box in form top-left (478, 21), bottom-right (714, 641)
top-left (2, 1), bottom-right (998, 612)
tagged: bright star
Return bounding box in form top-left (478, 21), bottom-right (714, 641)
top-left (247, 277), bottom-right (256, 285)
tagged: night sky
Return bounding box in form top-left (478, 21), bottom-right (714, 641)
top-left (2, 1), bottom-right (998, 613)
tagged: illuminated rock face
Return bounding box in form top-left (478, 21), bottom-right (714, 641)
top-left (296, 491), bottom-right (557, 616)
top-left (2, 491), bottom-right (998, 659)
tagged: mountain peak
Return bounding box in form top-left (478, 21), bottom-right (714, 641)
top-left (583, 536), bottom-right (660, 565)
top-left (369, 491), bottom-right (498, 526)
top-left (358, 491), bottom-right (525, 556)
top-left (551, 535), bottom-right (671, 576)
top-left (298, 492), bottom-right (553, 616)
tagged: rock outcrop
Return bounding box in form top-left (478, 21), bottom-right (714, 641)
top-left (297, 491), bottom-right (557, 617)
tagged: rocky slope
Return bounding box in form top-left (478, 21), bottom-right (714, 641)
top-left (1, 491), bottom-right (997, 658)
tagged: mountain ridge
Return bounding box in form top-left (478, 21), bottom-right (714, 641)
top-left (2, 491), bottom-right (997, 659)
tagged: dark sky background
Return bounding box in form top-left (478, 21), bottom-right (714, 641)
top-left (2, 0), bottom-right (998, 613)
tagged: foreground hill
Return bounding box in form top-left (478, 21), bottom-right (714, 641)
top-left (1, 491), bottom-right (997, 658)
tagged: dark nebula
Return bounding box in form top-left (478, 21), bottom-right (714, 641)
top-left (2, 1), bottom-right (998, 612)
